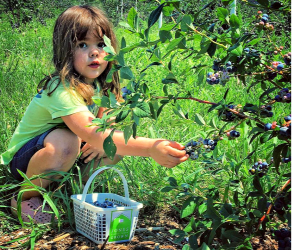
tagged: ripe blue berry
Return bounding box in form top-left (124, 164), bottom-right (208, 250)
top-left (275, 95), bottom-right (282, 102)
top-left (284, 115), bottom-right (291, 121)
top-left (261, 17), bottom-right (268, 23)
top-left (244, 48), bottom-right (250, 53)
top-left (207, 72), bottom-right (213, 77)
top-left (262, 14), bottom-right (269, 18)
top-left (277, 64), bottom-right (284, 71)
top-left (264, 123), bottom-right (272, 131)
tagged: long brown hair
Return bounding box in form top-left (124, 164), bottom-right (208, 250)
top-left (39, 5), bottom-right (120, 104)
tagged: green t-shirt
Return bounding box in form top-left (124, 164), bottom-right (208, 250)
top-left (0, 77), bottom-right (100, 165)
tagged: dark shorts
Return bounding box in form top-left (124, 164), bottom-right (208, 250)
top-left (10, 128), bottom-right (56, 181)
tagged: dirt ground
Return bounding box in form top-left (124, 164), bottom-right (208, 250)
top-left (0, 206), bottom-right (279, 250)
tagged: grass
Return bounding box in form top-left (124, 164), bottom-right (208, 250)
top-left (0, 3), bottom-right (291, 249)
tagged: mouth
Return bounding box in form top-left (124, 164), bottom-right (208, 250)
top-left (89, 61), bottom-right (100, 68)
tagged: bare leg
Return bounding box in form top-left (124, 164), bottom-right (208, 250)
top-left (20, 128), bottom-right (81, 201)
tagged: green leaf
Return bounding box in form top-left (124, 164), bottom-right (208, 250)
top-left (198, 203), bottom-right (207, 215)
top-left (229, 44), bottom-right (243, 56)
top-left (133, 102), bottom-right (151, 118)
top-left (124, 125), bottom-right (133, 144)
top-left (109, 92), bottom-right (118, 108)
top-left (247, 38), bottom-right (261, 46)
top-left (148, 3), bottom-right (165, 28)
top-left (181, 197), bottom-right (200, 218)
top-left (181, 15), bottom-right (193, 32)
top-left (160, 186), bottom-right (176, 192)
top-left (166, 177), bottom-right (178, 186)
top-left (115, 110), bottom-right (130, 123)
top-left (120, 66), bottom-right (134, 80)
top-left (195, 114), bottom-right (206, 126)
top-left (103, 35), bottom-right (116, 55)
top-left (141, 62), bottom-right (162, 73)
top-left (253, 175), bottom-right (264, 195)
top-left (216, 7), bottom-right (229, 23)
top-left (229, 14), bottom-right (240, 29)
top-left (273, 143), bottom-right (287, 174)
top-left (257, 0), bottom-right (269, 7)
top-left (98, 96), bottom-right (110, 108)
top-left (159, 30), bottom-right (172, 43)
top-left (199, 242), bottom-right (211, 250)
top-left (127, 7), bottom-right (138, 30)
top-left (222, 230), bottom-right (244, 242)
top-left (121, 37), bottom-right (126, 49)
top-left (207, 37), bottom-right (218, 57)
top-left (206, 196), bottom-right (222, 220)
top-left (103, 130), bottom-right (117, 160)
top-left (166, 37), bottom-right (184, 51)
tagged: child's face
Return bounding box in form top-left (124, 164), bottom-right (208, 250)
top-left (74, 30), bottom-right (108, 84)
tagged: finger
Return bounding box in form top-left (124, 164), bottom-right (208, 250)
top-left (167, 141), bottom-right (185, 150)
top-left (166, 154), bottom-right (189, 165)
top-left (80, 149), bottom-right (91, 159)
top-left (84, 153), bottom-right (99, 163)
top-left (166, 146), bottom-right (187, 158)
top-left (80, 144), bottom-right (89, 153)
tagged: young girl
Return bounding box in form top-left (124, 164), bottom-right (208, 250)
top-left (0, 5), bottom-right (188, 224)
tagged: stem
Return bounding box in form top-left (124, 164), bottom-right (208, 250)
top-left (256, 178), bottom-right (291, 231)
top-left (152, 96), bottom-right (266, 125)
top-left (153, 96), bottom-right (217, 105)
top-left (191, 27), bottom-right (227, 49)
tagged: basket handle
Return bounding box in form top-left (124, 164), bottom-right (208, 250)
top-left (79, 166), bottom-right (129, 206)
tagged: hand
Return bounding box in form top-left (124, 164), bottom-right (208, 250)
top-left (80, 142), bottom-right (105, 163)
top-left (149, 140), bottom-right (189, 168)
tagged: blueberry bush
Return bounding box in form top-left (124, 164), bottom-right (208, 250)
top-left (91, 0), bottom-right (291, 248)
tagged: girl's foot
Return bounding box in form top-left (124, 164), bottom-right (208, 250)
top-left (11, 195), bottom-right (54, 224)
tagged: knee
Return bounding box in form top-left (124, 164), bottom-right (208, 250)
top-left (44, 129), bottom-right (81, 170)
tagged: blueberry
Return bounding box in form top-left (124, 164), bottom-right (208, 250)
top-left (121, 87), bottom-right (128, 93)
top-left (284, 115), bottom-right (291, 121)
top-left (206, 78), bottom-right (211, 83)
top-left (203, 139), bottom-right (209, 145)
top-left (267, 111), bottom-right (273, 117)
top-left (208, 139), bottom-right (214, 146)
top-left (277, 64), bottom-right (284, 71)
top-left (262, 162), bottom-right (268, 168)
top-left (226, 61), bottom-right (232, 66)
top-left (280, 228), bottom-right (291, 238)
top-left (286, 93), bottom-right (291, 100)
top-left (261, 17), bottom-right (268, 23)
top-left (281, 88), bottom-right (289, 93)
top-left (265, 105), bottom-right (272, 111)
top-left (275, 95), bottom-right (282, 102)
top-left (244, 48), bottom-right (250, 53)
top-left (279, 127), bottom-right (289, 136)
top-left (264, 123), bottom-right (272, 131)
top-left (207, 72), bottom-right (213, 77)
top-left (262, 14), bottom-right (269, 18)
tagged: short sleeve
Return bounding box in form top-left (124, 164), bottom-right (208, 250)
top-left (42, 83), bottom-right (90, 119)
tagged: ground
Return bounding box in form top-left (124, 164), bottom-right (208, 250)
top-left (0, 206), bottom-right (279, 250)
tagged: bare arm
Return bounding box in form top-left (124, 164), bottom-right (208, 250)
top-left (62, 111), bottom-right (188, 168)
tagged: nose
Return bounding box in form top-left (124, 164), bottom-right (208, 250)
top-left (89, 47), bottom-right (99, 57)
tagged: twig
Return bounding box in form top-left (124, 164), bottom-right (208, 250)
top-left (256, 178), bottom-right (291, 231)
top-left (136, 227), bottom-right (165, 232)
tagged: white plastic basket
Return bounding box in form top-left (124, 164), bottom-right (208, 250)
top-left (71, 166), bottom-right (143, 244)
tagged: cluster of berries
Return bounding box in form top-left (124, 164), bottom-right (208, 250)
top-left (92, 200), bottom-right (120, 208)
top-left (255, 12), bottom-right (274, 31)
top-left (185, 137), bottom-right (220, 160)
top-left (249, 159), bottom-right (269, 177)
top-left (212, 60), bottom-right (236, 73)
top-left (283, 52), bottom-right (291, 66)
top-left (219, 104), bottom-right (243, 122)
top-left (272, 61), bottom-right (285, 71)
top-left (264, 121), bottom-right (291, 140)
top-left (121, 86), bottom-right (132, 100)
top-left (227, 130), bottom-right (240, 139)
top-left (274, 88), bottom-right (291, 103)
top-left (243, 47), bottom-right (259, 55)
top-left (206, 72), bottom-right (220, 85)
top-left (274, 228), bottom-right (291, 250)
top-left (260, 105), bottom-right (273, 118)
top-left (273, 46), bottom-right (284, 55)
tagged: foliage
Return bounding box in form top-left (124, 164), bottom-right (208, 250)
top-left (91, 0), bottom-right (291, 248)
